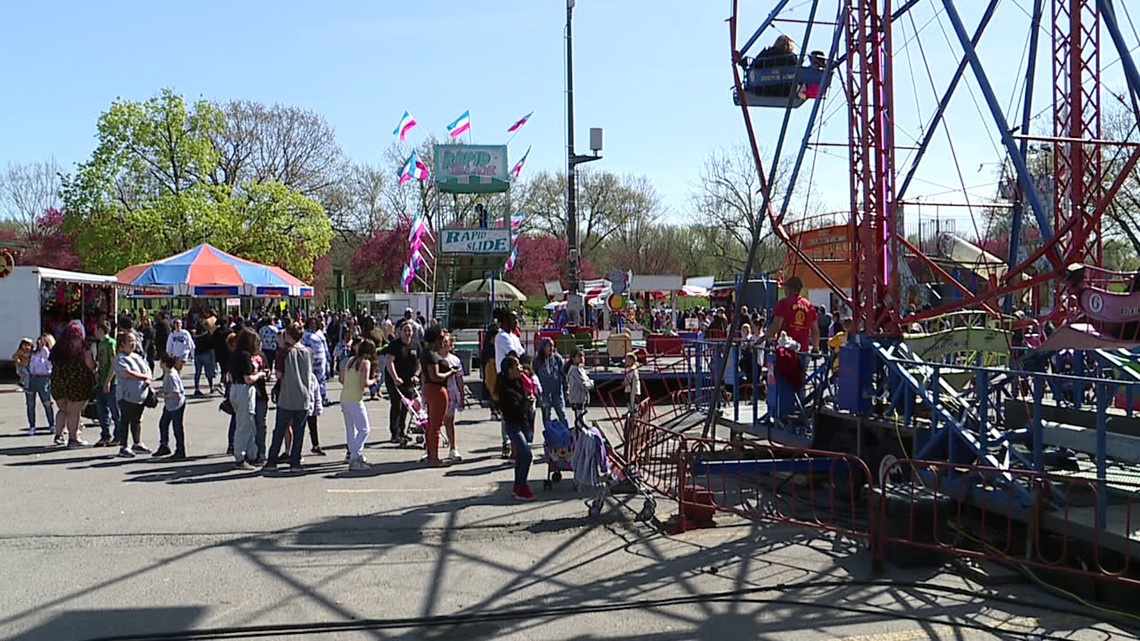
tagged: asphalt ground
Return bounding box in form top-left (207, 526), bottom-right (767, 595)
top-left (0, 374), bottom-right (1134, 641)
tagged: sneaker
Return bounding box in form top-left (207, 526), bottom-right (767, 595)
top-left (235, 461), bottom-right (255, 471)
top-left (311, 447), bottom-right (326, 456)
top-left (132, 443), bottom-right (152, 454)
top-left (348, 458), bottom-right (371, 471)
top-left (420, 452), bottom-right (429, 463)
top-left (261, 462), bottom-right (278, 473)
top-left (344, 452), bottom-right (351, 462)
top-left (118, 447), bottom-right (135, 459)
top-left (286, 465), bottom-right (304, 475)
top-left (253, 458), bottom-right (267, 466)
top-left (94, 437), bottom-right (113, 447)
top-left (26, 426), bottom-right (35, 436)
top-left (53, 435), bottom-right (65, 446)
top-left (152, 445), bottom-right (172, 457)
top-left (512, 484), bottom-right (536, 501)
top-left (500, 444), bottom-right (511, 459)
top-left (170, 450), bottom-right (187, 461)
top-left (448, 449), bottom-right (463, 462)
top-left (67, 439), bottom-right (88, 448)
top-left (389, 435), bottom-right (401, 444)
top-left (225, 446), bottom-right (234, 455)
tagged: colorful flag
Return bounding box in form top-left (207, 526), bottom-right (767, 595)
top-left (408, 212), bottom-right (427, 241)
top-left (510, 146), bottom-right (531, 178)
top-left (507, 111), bottom-right (533, 133)
top-left (447, 110), bottom-right (471, 138)
top-left (410, 248), bottom-right (424, 271)
top-left (392, 110), bottom-right (417, 141)
top-left (398, 154), bottom-right (415, 184)
top-left (495, 212), bottom-right (525, 228)
top-left (412, 153), bottom-right (430, 181)
top-left (504, 246), bottom-right (518, 272)
top-left (400, 265), bottom-right (413, 293)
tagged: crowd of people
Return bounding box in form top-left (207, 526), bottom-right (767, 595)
top-left (10, 304), bottom-right (546, 489)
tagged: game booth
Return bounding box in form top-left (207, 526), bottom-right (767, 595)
top-left (115, 243), bottom-right (314, 315)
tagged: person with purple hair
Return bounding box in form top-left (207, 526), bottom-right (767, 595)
top-left (49, 321), bottom-right (96, 447)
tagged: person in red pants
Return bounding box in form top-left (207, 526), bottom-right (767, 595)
top-left (419, 326), bottom-right (455, 467)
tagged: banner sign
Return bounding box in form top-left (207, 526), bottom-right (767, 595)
top-left (128, 286), bottom-right (174, 298)
top-left (438, 227), bottom-right (512, 256)
top-left (434, 144), bottom-right (510, 194)
top-left (255, 286), bottom-right (289, 297)
top-left (193, 286), bottom-right (241, 297)
top-left (298, 287), bottom-right (314, 298)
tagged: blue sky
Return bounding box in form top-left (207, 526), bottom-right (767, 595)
top-left (1, 1), bottom-right (1138, 231)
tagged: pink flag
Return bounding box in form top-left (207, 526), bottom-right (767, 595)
top-left (507, 111), bottom-right (533, 133)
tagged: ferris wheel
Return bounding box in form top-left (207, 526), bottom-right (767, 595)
top-left (728, 0), bottom-right (1140, 342)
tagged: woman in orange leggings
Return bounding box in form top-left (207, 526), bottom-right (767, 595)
top-left (419, 327), bottom-right (455, 467)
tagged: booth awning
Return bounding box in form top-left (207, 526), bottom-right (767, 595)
top-left (116, 244), bottom-right (313, 297)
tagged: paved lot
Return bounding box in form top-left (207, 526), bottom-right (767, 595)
top-left (0, 376), bottom-right (1133, 641)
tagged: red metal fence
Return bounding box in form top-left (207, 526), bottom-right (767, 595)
top-left (619, 422), bottom-right (1140, 590)
top-left (874, 459), bottom-right (1140, 588)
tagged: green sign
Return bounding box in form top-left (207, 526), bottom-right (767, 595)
top-left (439, 228), bottom-right (512, 255)
top-left (434, 144), bottom-right (509, 194)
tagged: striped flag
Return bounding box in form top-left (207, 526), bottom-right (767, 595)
top-left (507, 111), bottom-right (533, 133)
top-left (510, 146), bottom-right (531, 179)
top-left (408, 212), bottom-right (427, 242)
top-left (400, 265), bottom-right (414, 292)
top-left (392, 110), bottom-right (417, 141)
top-left (504, 246), bottom-right (518, 272)
top-left (447, 110), bottom-right (471, 138)
top-left (495, 212), bottom-right (525, 228)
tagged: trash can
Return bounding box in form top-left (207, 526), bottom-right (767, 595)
top-left (456, 349), bottom-right (472, 376)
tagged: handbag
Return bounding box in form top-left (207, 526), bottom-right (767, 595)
top-left (219, 398), bottom-right (235, 415)
top-left (144, 387), bottom-right (159, 409)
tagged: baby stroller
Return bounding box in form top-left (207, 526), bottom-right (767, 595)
top-left (398, 389), bottom-right (449, 450)
top-left (570, 423), bottom-right (614, 517)
top-left (542, 418), bottom-right (575, 490)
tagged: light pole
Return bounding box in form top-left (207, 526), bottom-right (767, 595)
top-left (566, 0), bottom-right (602, 324)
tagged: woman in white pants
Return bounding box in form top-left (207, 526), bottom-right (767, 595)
top-left (340, 339), bottom-right (379, 471)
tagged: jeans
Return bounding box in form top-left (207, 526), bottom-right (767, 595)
top-left (194, 351), bottom-right (216, 391)
top-left (341, 401), bottom-right (370, 460)
top-left (506, 421), bottom-right (533, 488)
top-left (117, 400), bottom-right (144, 448)
top-left (268, 408), bottom-right (310, 467)
top-left (158, 405), bottom-right (186, 450)
top-left (95, 384), bottom-right (121, 440)
top-left (313, 365), bottom-right (328, 402)
top-left (540, 388), bottom-right (568, 425)
top-left (230, 384), bottom-right (257, 463)
top-left (25, 374), bottom-right (54, 429)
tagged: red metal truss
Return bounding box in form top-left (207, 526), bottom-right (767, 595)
top-left (844, 0), bottom-right (899, 336)
top-left (1052, 0), bottom-right (1103, 273)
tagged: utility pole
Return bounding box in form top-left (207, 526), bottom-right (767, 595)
top-left (566, 0), bottom-right (602, 324)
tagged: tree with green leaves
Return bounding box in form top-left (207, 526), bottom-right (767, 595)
top-left (61, 89), bottom-right (331, 279)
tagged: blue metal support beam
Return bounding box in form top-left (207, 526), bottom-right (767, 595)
top-left (940, 0), bottom-right (1055, 240)
top-left (739, 0), bottom-right (795, 57)
top-left (897, 0), bottom-right (1001, 202)
top-left (778, 5), bottom-right (848, 225)
top-left (1005, 0), bottom-right (1044, 312)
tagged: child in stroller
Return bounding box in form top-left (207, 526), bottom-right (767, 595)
top-left (399, 389), bottom-right (449, 452)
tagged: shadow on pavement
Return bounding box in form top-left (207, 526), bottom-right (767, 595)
top-left (12, 606), bottom-right (207, 641)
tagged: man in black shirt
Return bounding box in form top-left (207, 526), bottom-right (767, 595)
top-left (383, 322), bottom-right (420, 443)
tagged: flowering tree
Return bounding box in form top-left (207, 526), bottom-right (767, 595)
top-left (509, 234), bottom-right (598, 298)
top-left (10, 208), bottom-right (82, 271)
top-left (350, 217), bottom-right (413, 293)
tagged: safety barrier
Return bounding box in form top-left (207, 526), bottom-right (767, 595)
top-left (874, 458), bottom-right (1140, 588)
top-left (624, 418), bottom-right (876, 538)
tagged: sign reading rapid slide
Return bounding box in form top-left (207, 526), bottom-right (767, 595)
top-left (439, 228), bottom-right (512, 256)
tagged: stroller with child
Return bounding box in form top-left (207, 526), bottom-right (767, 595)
top-left (398, 388), bottom-right (449, 450)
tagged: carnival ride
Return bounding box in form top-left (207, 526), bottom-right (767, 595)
top-left (603, 0), bottom-right (1140, 598)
